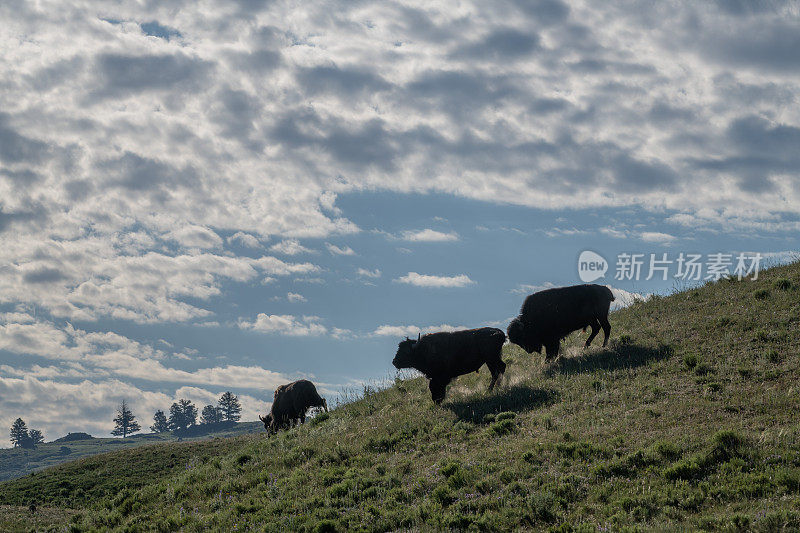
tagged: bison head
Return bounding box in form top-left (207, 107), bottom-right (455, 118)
top-left (259, 413), bottom-right (273, 431)
top-left (507, 317), bottom-right (542, 354)
top-left (392, 336), bottom-right (419, 369)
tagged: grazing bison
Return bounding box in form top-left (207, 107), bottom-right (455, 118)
top-left (508, 284), bottom-right (614, 361)
top-left (392, 327), bottom-right (507, 404)
top-left (260, 379), bottom-right (327, 434)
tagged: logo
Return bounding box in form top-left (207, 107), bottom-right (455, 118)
top-left (578, 250), bottom-right (608, 282)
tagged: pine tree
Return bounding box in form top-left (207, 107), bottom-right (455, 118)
top-left (168, 399), bottom-right (198, 430)
top-left (111, 400), bottom-right (141, 438)
top-left (151, 410), bottom-right (170, 433)
top-left (200, 404), bottom-right (222, 424)
top-left (28, 429), bottom-right (45, 445)
top-left (218, 391), bottom-right (242, 422)
top-left (9, 418), bottom-right (29, 448)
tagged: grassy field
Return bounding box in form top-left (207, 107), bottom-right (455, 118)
top-left (2, 262), bottom-right (800, 531)
top-left (0, 422), bottom-right (264, 482)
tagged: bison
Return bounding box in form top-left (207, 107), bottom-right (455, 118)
top-left (259, 379), bottom-right (327, 434)
top-left (508, 284), bottom-right (614, 361)
top-left (392, 327), bottom-right (507, 404)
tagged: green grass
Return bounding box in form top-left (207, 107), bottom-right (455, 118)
top-left (0, 422), bottom-right (263, 482)
top-left (2, 262), bottom-right (800, 531)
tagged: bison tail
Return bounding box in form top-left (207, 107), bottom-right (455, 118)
top-left (604, 285), bottom-right (615, 301)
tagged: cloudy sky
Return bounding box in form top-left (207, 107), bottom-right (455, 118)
top-left (1, 0), bottom-right (799, 446)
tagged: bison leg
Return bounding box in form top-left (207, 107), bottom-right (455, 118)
top-left (486, 359), bottom-right (507, 392)
top-left (600, 316), bottom-right (611, 347)
top-left (429, 378), bottom-right (448, 404)
top-left (544, 341), bottom-right (560, 362)
top-left (584, 319), bottom-right (601, 348)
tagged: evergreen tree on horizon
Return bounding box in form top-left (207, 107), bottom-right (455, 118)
top-left (168, 399), bottom-right (198, 430)
top-left (9, 418), bottom-right (29, 448)
top-left (28, 429), bottom-right (45, 446)
top-left (200, 404), bottom-right (222, 424)
top-left (218, 391), bottom-right (242, 422)
top-left (111, 400), bottom-right (141, 438)
top-left (151, 409), bottom-right (170, 433)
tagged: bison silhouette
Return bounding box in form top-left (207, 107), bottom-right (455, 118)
top-left (260, 379), bottom-right (327, 434)
top-left (393, 327), bottom-right (507, 404)
top-left (508, 284), bottom-right (614, 361)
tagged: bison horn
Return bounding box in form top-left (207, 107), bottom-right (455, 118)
top-left (417, 332), bottom-right (421, 341)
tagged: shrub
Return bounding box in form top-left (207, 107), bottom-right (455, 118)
top-left (432, 485), bottom-right (454, 506)
top-left (766, 349), bottom-right (782, 364)
top-left (310, 412), bottom-right (330, 425)
top-left (777, 470), bottom-right (800, 493)
top-left (525, 491), bottom-right (558, 523)
top-left (754, 289), bottom-right (770, 300)
top-left (711, 430), bottom-right (746, 459)
top-left (649, 440), bottom-right (681, 460)
top-left (490, 419), bottom-right (516, 436)
top-left (522, 451), bottom-right (540, 463)
top-left (683, 354), bottom-right (698, 369)
top-left (313, 519), bottom-right (339, 533)
top-left (694, 363), bottom-right (713, 376)
top-left (440, 461), bottom-right (460, 478)
top-left (618, 334), bottom-right (632, 345)
top-left (496, 411), bottom-right (516, 421)
top-left (664, 456), bottom-right (704, 480)
top-left (327, 482), bottom-right (348, 499)
top-left (775, 278), bottom-right (793, 290)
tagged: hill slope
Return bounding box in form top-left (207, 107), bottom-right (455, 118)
top-left (2, 263), bottom-right (800, 532)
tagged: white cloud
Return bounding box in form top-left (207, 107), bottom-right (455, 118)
top-left (373, 323), bottom-right (467, 337)
top-left (269, 239), bottom-right (315, 256)
top-left (165, 225), bottom-right (223, 249)
top-left (511, 281), bottom-right (557, 294)
top-left (326, 243), bottom-right (356, 256)
top-left (0, 316), bottom-right (297, 389)
top-left (0, 239), bottom-right (320, 323)
top-left (356, 267), bottom-right (381, 278)
top-left (608, 286), bottom-right (651, 310)
top-left (238, 313), bottom-right (328, 336)
top-left (394, 272), bottom-right (475, 288)
top-left (544, 228), bottom-right (589, 238)
top-left (400, 229), bottom-right (459, 242)
top-left (227, 232), bottom-right (262, 249)
top-left (287, 292), bottom-right (307, 303)
top-left (640, 231), bottom-right (677, 244)
top-left (600, 228), bottom-right (629, 239)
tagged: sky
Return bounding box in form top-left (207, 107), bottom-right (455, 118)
top-left (1, 0), bottom-right (799, 447)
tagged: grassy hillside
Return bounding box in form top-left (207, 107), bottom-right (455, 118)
top-left (2, 262), bottom-right (800, 532)
top-left (0, 422), bottom-right (263, 482)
